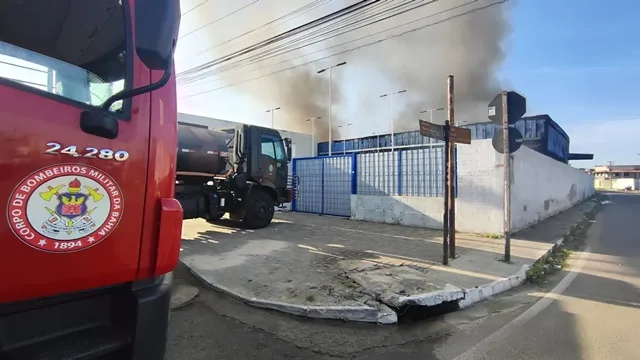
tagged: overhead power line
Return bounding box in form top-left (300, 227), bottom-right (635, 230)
top-left (177, 0), bottom-right (382, 80)
top-left (191, 0), bottom-right (438, 82)
top-left (179, 0), bottom-right (261, 40)
top-left (179, 0), bottom-right (509, 100)
top-left (191, 0), bottom-right (334, 57)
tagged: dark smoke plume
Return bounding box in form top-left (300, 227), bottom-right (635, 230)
top-left (180, 0), bottom-right (511, 140)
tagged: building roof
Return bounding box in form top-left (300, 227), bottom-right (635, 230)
top-left (594, 165), bottom-right (640, 172)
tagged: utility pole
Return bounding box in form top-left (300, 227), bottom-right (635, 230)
top-left (307, 116), bottom-right (321, 156)
top-left (380, 89), bottom-right (407, 152)
top-left (502, 91), bottom-right (511, 263)
top-left (608, 160), bottom-right (615, 189)
top-left (446, 75), bottom-right (456, 259)
top-left (317, 61), bottom-right (347, 155)
top-left (265, 106), bottom-right (281, 128)
top-left (442, 120), bottom-right (451, 265)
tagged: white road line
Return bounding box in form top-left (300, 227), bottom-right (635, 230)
top-left (452, 246), bottom-right (593, 360)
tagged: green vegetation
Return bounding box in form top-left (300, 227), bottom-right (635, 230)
top-left (526, 194), bottom-right (605, 284)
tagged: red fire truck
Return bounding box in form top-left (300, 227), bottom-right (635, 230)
top-left (0, 0), bottom-right (182, 359)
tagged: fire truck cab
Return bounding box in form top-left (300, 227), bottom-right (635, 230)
top-left (0, 1), bottom-right (182, 359)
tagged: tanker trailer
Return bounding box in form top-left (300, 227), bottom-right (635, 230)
top-left (175, 122), bottom-right (292, 229)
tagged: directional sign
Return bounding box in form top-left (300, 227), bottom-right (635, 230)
top-left (492, 127), bottom-right (524, 154)
top-left (419, 119), bottom-right (445, 141)
top-left (449, 126), bottom-right (471, 144)
top-left (488, 91), bottom-right (527, 125)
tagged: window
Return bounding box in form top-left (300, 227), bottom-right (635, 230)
top-left (0, 1), bottom-right (129, 114)
top-left (261, 133), bottom-right (287, 162)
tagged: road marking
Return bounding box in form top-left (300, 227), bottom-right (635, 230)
top-left (452, 246), bottom-right (592, 360)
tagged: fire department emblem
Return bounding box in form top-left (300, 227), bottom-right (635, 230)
top-left (7, 164), bottom-right (123, 253)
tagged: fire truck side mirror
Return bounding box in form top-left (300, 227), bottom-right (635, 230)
top-left (135, 0), bottom-right (181, 71)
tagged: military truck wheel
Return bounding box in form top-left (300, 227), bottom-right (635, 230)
top-left (243, 189), bottom-right (275, 229)
top-left (207, 212), bottom-right (225, 223)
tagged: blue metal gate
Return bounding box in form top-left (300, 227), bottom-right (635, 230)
top-left (292, 154), bottom-right (356, 217)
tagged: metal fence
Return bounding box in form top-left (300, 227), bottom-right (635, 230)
top-left (292, 154), bottom-right (355, 217)
top-left (292, 145), bottom-right (456, 217)
top-left (357, 145), bottom-right (447, 197)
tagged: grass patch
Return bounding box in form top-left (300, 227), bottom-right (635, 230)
top-left (526, 194), bottom-right (606, 283)
top-left (479, 233), bottom-right (503, 239)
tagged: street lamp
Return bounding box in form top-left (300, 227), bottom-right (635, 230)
top-left (380, 89), bottom-right (407, 152)
top-left (337, 122), bottom-right (353, 129)
top-left (306, 116), bottom-right (321, 156)
top-left (265, 106), bottom-right (281, 128)
top-left (420, 107), bottom-right (445, 123)
top-left (317, 61), bottom-right (347, 155)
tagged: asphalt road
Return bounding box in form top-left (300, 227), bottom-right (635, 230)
top-left (452, 193), bottom-right (640, 360)
top-left (166, 193), bottom-right (639, 360)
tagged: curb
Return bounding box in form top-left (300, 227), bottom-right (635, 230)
top-left (180, 197), bottom-right (603, 323)
top-left (170, 284), bottom-right (200, 310)
top-left (459, 196), bottom-right (602, 310)
top-left (182, 262), bottom-right (398, 324)
top-left (380, 283), bottom-right (465, 308)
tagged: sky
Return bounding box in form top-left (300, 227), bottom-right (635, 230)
top-left (498, 0), bottom-right (640, 167)
top-left (174, 0), bottom-right (640, 168)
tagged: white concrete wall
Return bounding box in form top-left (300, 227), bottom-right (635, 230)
top-left (510, 145), bottom-right (595, 231)
top-left (351, 139), bottom-right (595, 234)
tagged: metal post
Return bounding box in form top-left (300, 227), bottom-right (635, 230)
top-left (307, 117), bottom-right (321, 156)
top-left (312, 117), bottom-right (316, 156)
top-left (442, 120), bottom-right (450, 265)
top-left (502, 91), bottom-right (511, 263)
top-left (390, 95), bottom-right (394, 153)
top-left (271, 110), bottom-right (275, 128)
top-left (447, 75), bottom-right (456, 259)
top-left (328, 66), bottom-right (333, 156)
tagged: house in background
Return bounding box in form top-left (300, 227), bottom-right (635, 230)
top-left (593, 165), bottom-right (640, 190)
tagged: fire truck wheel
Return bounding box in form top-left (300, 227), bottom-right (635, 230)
top-left (244, 189), bottom-right (275, 229)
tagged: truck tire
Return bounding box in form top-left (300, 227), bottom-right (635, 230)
top-left (243, 189), bottom-right (275, 229)
top-left (207, 212), bottom-right (225, 223)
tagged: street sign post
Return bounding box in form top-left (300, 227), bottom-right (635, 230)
top-left (419, 119), bottom-right (445, 141)
top-left (488, 91), bottom-right (526, 126)
top-left (488, 91), bottom-right (527, 263)
top-left (492, 127), bottom-right (524, 154)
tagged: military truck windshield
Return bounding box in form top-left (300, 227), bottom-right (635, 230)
top-left (0, 0), bottom-right (129, 113)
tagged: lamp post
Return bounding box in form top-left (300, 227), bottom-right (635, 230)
top-left (317, 61), bottom-right (347, 155)
top-left (265, 106), bottom-right (281, 128)
top-left (306, 116), bottom-right (321, 156)
top-left (420, 107), bottom-right (445, 123)
top-left (380, 89), bottom-right (407, 152)
top-left (337, 123), bottom-right (354, 154)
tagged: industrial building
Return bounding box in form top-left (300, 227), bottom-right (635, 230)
top-left (317, 114), bottom-right (594, 164)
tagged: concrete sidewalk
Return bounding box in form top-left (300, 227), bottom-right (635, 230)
top-left (179, 198), bottom-right (599, 324)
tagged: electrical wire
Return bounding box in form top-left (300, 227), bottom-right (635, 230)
top-left (181, 0), bottom-right (467, 83)
top-left (197, 0), bottom-right (438, 82)
top-left (182, 0), bottom-right (210, 17)
top-left (193, 0), bottom-right (401, 79)
top-left (179, 0), bottom-right (439, 84)
top-left (191, 0), bottom-right (333, 57)
top-left (179, 0), bottom-right (261, 40)
top-left (179, 0), bottom-right (509, 100)
top-left (179, 0), bottom-right (403, 82)
top-left (180, 0), bottom-right (400, 83)
top-left (177, 0), bottom-right (380, 80)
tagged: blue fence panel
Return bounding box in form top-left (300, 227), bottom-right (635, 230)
top-left (322, 155), bottom-right (354, 216)
top-left (292, 157), bottom-right (323, 214)
top-left (398, 146), bottom-right (446, 197)
top-left (292, 154), bottom-right (354, 216)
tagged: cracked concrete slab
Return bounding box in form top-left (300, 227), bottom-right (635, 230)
top-left (180, 200), bottom-right (596, 323)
